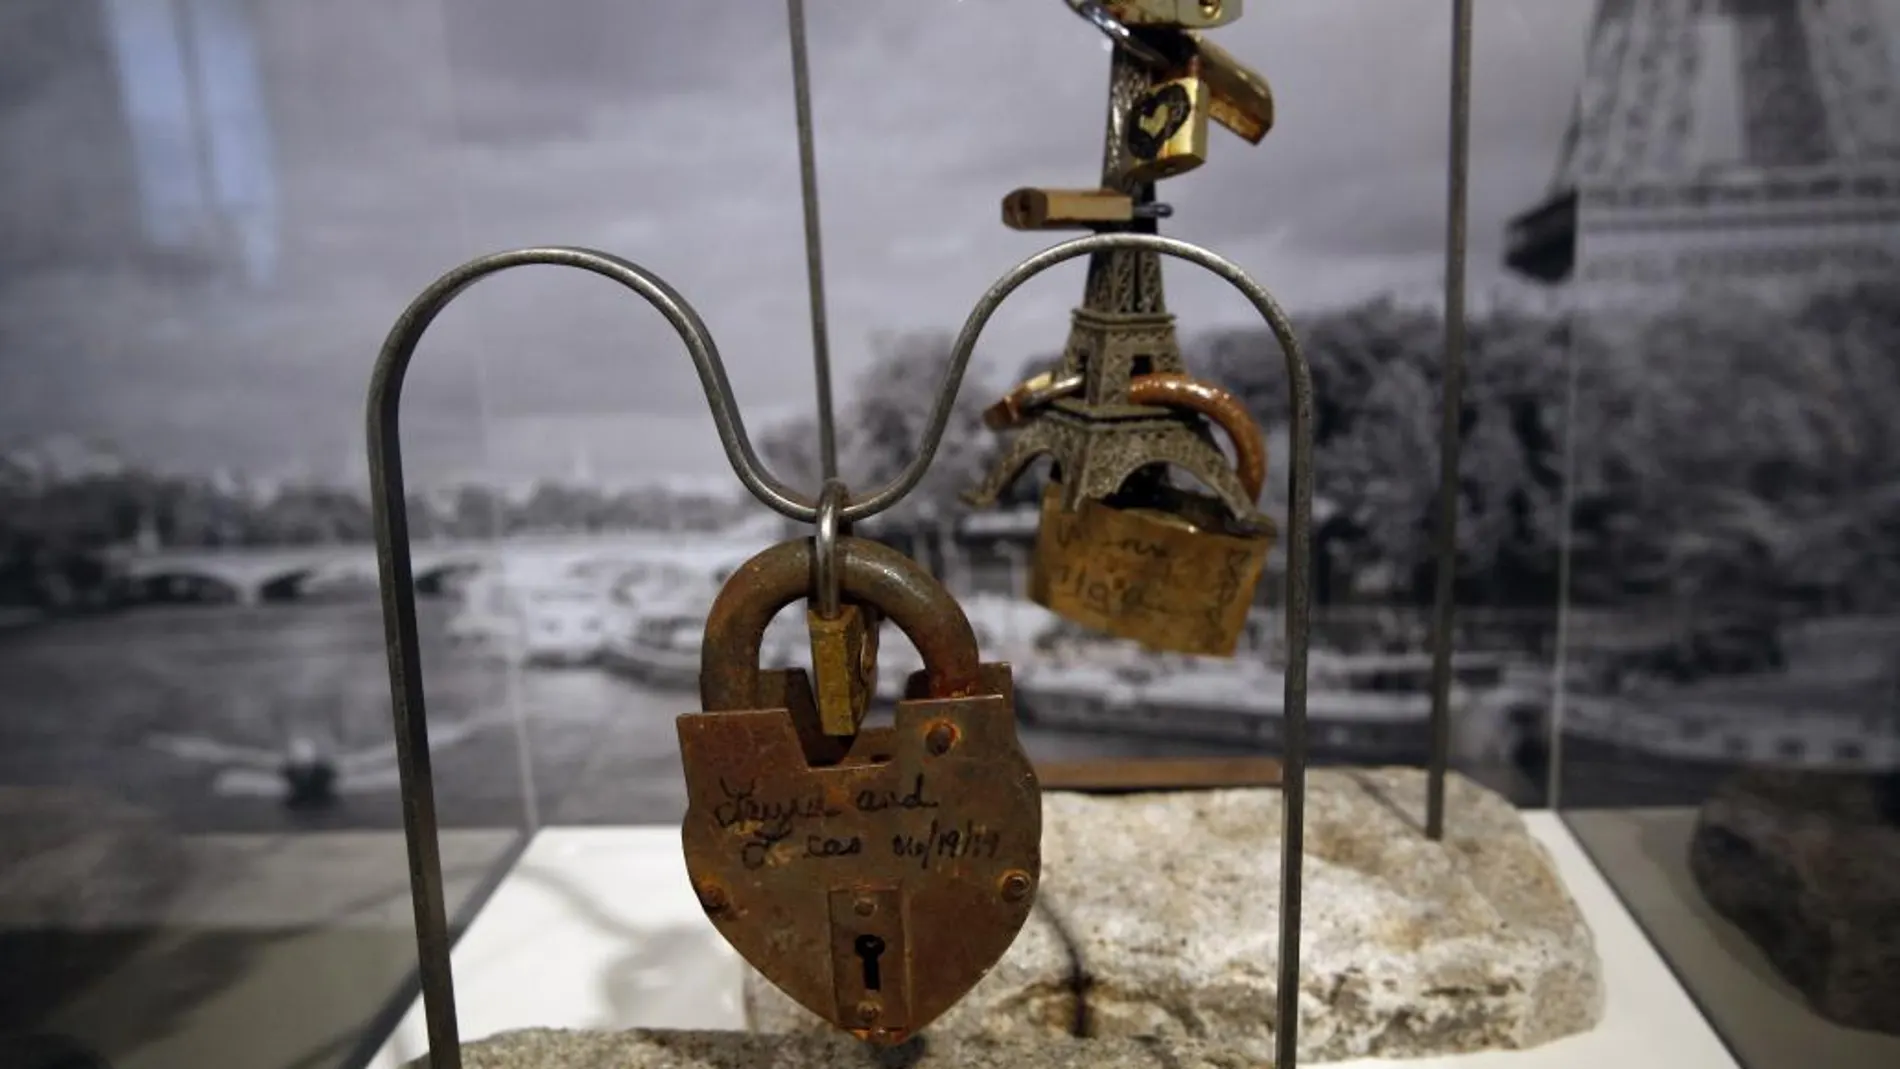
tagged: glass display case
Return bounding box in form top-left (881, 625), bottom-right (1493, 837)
top-left (1, 2), bottom-right (1894, 1068)
top-left (1531, 5), bottom-right (1900, 1066)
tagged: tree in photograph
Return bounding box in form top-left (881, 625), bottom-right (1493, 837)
top-left (758, 332), bottom-right (1001, 525)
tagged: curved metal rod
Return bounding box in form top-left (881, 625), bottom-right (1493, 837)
top-left (368, 247), bottom-right (821, 525)
top-left (365, 246), bottom-right (772, 1067)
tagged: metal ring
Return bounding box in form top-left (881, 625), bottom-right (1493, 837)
top-left (813, 479), bottom-right (846, 617)
top-left (1064, 0), bottom-right (1174, 68)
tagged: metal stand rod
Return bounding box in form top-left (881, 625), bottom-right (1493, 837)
top-left (368, 234), bottom-right (1313, 1068)
top-left (1426, 0), bottom-right (1475, 842)
top-left (1547, 306), bottom-right (1580, 809)
top-left (786, 0), bottom-right (840, 480)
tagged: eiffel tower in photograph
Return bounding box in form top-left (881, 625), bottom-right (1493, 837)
top-left (1507, 0), bottom-right (1900, 296)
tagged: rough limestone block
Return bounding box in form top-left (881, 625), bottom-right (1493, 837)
top-left (744, 768), bottom-right (1603, 1064)
top-left (415, 1028), bottom-right (1269, 1069)
top-left (1689, 769), bottom-right (1900, 1034)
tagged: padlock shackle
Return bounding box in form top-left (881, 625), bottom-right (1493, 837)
top-left (701, 536), bottom-right (984, 713)
top-left (1126, 372), bottom-right (1267, 501)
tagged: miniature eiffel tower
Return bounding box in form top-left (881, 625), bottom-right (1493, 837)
top-left (964, 9), bottom-right (1271, 527)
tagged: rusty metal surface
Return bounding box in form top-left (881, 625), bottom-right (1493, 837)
top-left (682, 537), bottom-right (1040, 1044)
top-left (702, 537), bottom-right (983, 714)
top-left (1125, 372), bottom-right (1267, 500)
top-left (1189, 34), bottom-right (1274, 143)
top-left (1102, 0), bottom-right (1242, 30)
top-left (1035, 755), bottom-right (1282, 793)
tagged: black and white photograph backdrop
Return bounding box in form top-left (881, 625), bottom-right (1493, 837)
top-left (2, 1), bottom-right (1897, 1067)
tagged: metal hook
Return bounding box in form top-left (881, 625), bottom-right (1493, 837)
top-left (813, 478), bottom-right (847, 618)
top-left (1064, 0), bottom-right (1175, 67)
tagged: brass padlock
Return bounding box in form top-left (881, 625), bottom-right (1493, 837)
top-left (1124, 73), bottom-right (1210, 182)
top-left (1028, 374), bottom-right (1275, 657)
top-left (678, 536), bottom-right (1041, 1045)
top-left (806, 480), bottom-right (880, 737)
top-left (1105, 0), bottom-right (1242, 30)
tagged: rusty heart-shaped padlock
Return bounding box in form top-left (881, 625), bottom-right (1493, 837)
top-left (677, 535), bottom-right (1040, 1044)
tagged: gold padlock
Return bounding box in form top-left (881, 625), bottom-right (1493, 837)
top-left (1027, 374), bottom-right (1274, 657)
top-left (1001, 187), bottom-right (1136, 231)
top-left (1105, 0), bottom-right (1242, 30)
top-left (1191, 35), bottom-right (1274, 144)
top-left (1124, 74), bottom-right (1210, 182)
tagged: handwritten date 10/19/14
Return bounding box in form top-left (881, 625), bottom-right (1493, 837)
top-left (798, 819), bottom-right (1003, 870)
top-left (715, 773), bottom-right (1005, 872)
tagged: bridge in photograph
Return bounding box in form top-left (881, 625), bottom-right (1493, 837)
top-left (117, 533), bottom-right (703, 605)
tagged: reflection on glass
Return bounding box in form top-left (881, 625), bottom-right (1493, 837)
top-left (101, 0), bottom-right (278, 285)
top-left (1527, 2), bottom-right (1900, 1067)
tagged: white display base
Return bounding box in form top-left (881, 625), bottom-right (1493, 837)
top-left (365, 814), bottom-right (1740, 1069)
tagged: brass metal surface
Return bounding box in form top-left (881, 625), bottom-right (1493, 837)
top-left (1124, 75), bottom-right (1210, 182)
top-left (1029, 484), bottom-right (1273, 656)
top-left (807, 603), bottom-right (877, 737)
top-left (1002, 187), bottom-right (1136, 230)
top-left (1104, 0), bottom-right (1242, 30)
top-left (1191, 34), bottom-right (1274, 143)
top-left (681, 536), bottom-right (1040, 1044)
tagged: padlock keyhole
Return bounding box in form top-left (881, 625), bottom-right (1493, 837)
top-left (854, 934), bottom-right (886, 991)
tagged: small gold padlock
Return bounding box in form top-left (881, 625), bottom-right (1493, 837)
top-left (1026, 374), bottom-right (1274, 657)
top-left (1030, 484), bottom-right (1274, 657)
top-left (679, 536), bottom-right (1041, 1044)
top-left (807, 602), bottom-right (878, 737)
top-left (1124, 74), bottom-right (1211, 183)
top-left (1105, 0), bottom-right (1242, 30)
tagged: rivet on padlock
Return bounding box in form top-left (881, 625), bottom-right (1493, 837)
top-left (677, 535), bottom-right (1041, 1044)
top-left (806, 481), bottom-right (878, 737)
top-left (1124, 70), bottom-right (1211, 182)
top-left (1191, 34), bottom-right (1275, 144)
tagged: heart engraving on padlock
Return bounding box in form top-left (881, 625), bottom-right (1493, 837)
top-left (1128, 82), bottom-right (1192, 157)
top-left (678, 536), bottom-right (1040, 1045)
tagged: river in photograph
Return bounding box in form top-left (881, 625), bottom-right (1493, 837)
top-left (0, 596), bottom-right (1249, 833)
